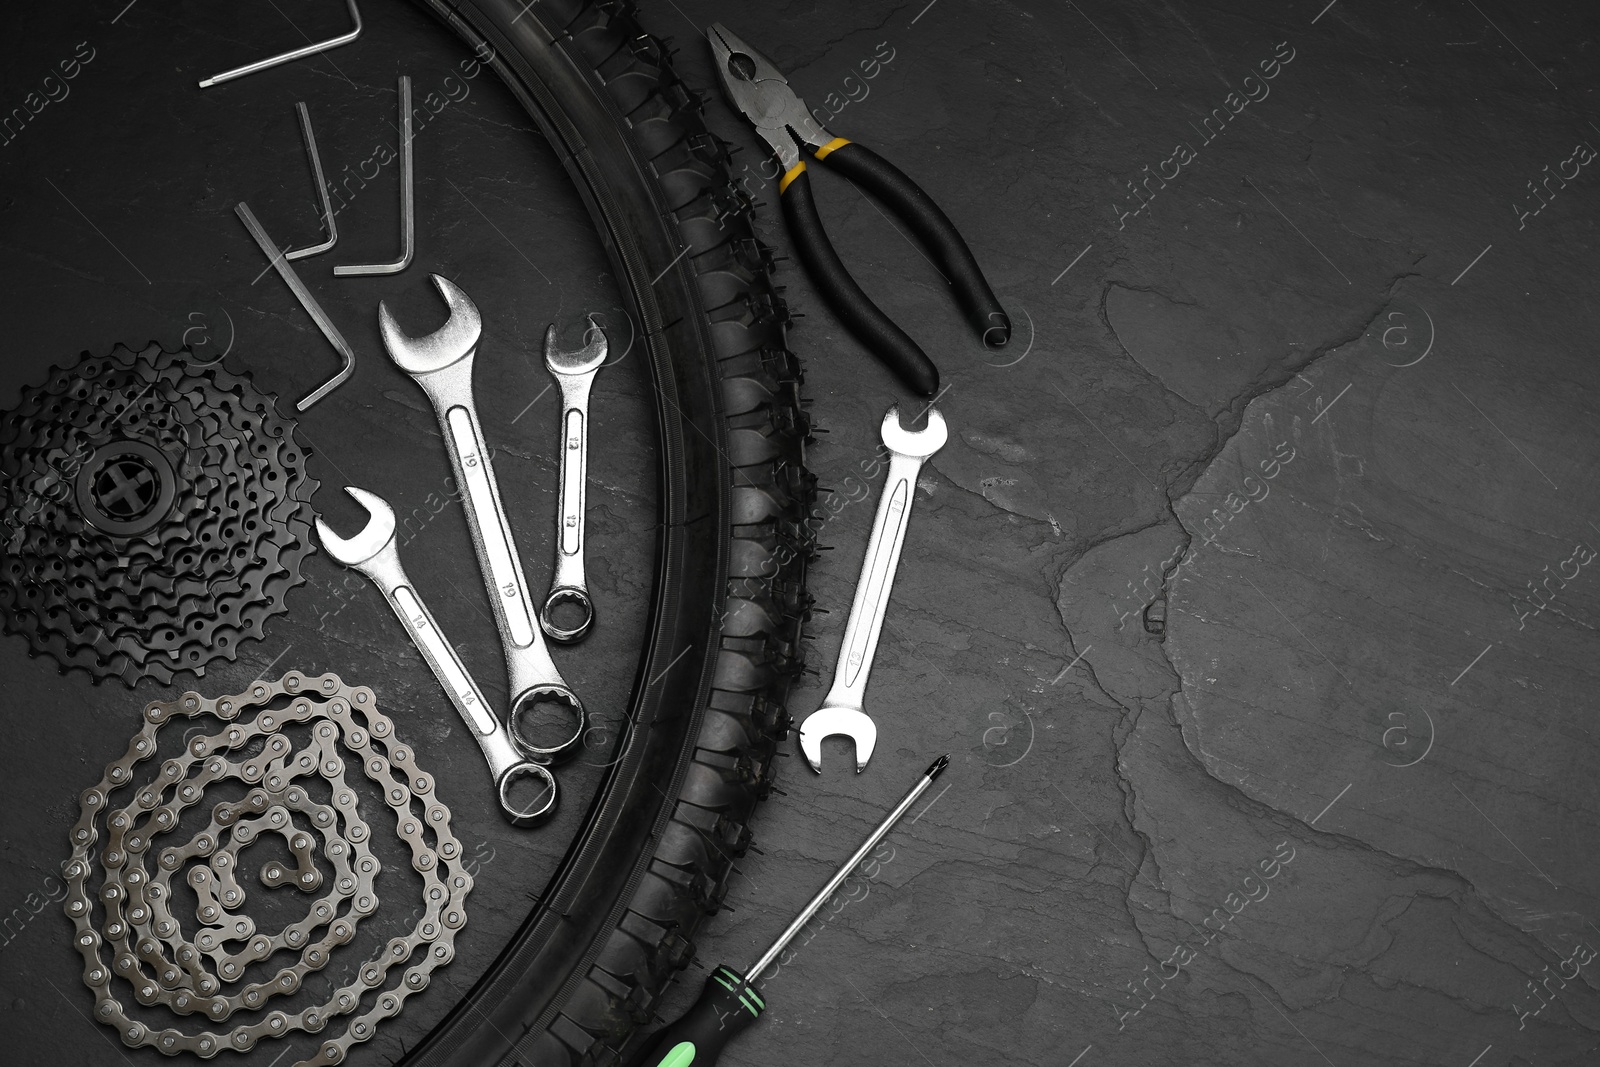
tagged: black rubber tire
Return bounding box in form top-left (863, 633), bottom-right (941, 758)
top-left (398, 2), bottom-right (815, 1065)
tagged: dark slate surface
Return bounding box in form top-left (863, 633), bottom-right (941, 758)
top-left (2, 2), bottom-right (1598, 1066)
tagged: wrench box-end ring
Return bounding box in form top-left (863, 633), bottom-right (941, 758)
top-left (509, 685), bottom-right (587, 764)
top-left (497, 763), bottom-right (559, 826)
top-left (539, 587), bottom-right (594, 644)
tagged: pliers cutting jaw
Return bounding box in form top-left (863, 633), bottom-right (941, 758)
top-left (706, 22), bottom-right (1012, 397)
top-left (707, 23), bottom-right (831, 174)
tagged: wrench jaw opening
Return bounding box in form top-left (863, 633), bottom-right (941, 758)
top-left (798, 706), bottom-right (877, 774)
top-left (317, 489), bottom-right (557, 828)
top-left (508, 685), bottom-right (588, 765)
top-left (794, 402), bottom-right (944, 776)
top-left (543, 316), bottom-right (608, 375)
top-left (539, 587), bottom-right (594, 644)
top-left (496, 762), bottom-right (559, 827)
top-left (314, 486), bottom-right (398, 569)
top-left (880, 404), bottom-right (949, 458)
top-left (377, 274), bottom-right (483, 377)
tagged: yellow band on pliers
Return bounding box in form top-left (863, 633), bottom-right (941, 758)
top-left (779, 161), bottom-right (807, 193)
top-left (813, 137), bottom-right (852, 160)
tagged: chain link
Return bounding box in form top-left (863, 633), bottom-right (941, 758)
top-left (62, 671), bottom-right (471, 1065)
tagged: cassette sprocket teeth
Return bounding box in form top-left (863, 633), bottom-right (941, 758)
top-left (0, 342), bottom-right (317, 685)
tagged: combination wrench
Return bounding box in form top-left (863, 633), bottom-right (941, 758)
top-left (798, 405), bottom-right (947, 773)
top-left (539, 317), bottom-right (606, 643)
top-left (378, 274), bottom-right (585, 760)
top-left (315, 486), bottom-right (561, 825)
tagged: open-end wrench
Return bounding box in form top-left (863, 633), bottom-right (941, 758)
top-left (378, 275), bottom-right (585, 761)
top-left (540, 316), bottom-right (606, 644)
top-left (798, 405), bottom-right (948, 772)
top-left (315, 486), bottom-right (561, 826)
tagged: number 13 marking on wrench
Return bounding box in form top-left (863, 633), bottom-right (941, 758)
top-left (799, 405), bottom-right (947, 773)
top-left (378, 275), bottom-right (585, 761)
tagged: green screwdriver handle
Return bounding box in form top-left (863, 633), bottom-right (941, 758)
top-left (624, 756), bottom-right (948, 1066)
top-left (627, 965), bottom-right (765, 1067)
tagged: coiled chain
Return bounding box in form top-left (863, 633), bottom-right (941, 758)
top-left (62, 671), bottom-right (472, 1064)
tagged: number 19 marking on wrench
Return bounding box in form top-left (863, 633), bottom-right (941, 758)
top-left (447, 406), bottom-right (533, 643)
top-left (799, 405), bottom-right (947, 773)
top-left (379, 275), bottom-right (584, 758)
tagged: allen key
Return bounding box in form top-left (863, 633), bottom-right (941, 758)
top-left (235, 202), bottom-right (357, 411)
top-left (285, 102), bottom-right (338, 260)
top-left (250, 102), bottom-right (338, 288)
top-left (199, 0), bottom-right (364, 89)
top-left (335, 76), bottom-right (415, 277)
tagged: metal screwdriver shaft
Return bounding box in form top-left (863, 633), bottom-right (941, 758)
top-left (626, 755), bottom-right (950, 1067)
top-left (747, 753), bottom-right (947, 978)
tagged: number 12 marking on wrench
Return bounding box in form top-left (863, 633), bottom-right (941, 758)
top-left (541, 316), bottom-right (607, 644)
top-left (378, 275), bottom-right (586, 761)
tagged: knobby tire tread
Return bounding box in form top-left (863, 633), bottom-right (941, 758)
top-left (398, 2), bottom-right (815, 1065)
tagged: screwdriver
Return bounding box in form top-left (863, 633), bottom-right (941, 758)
top-left (625, 754), bottom-right (950, 1067)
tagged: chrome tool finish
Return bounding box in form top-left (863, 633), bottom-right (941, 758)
top-left (539, 316), bottom-right (607, 643)
top-left (378, 276), bottom-right (585, 761)
top-left (798, 405), bottom-right (947, 772)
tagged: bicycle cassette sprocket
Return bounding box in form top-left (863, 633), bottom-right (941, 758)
top-left (0, 343), bottom-right (317, 685)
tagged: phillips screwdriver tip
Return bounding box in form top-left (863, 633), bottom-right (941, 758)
top-left (926, 754), bottom-right (950, 780)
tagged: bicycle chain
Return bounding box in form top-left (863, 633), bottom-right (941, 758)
top-left (63, 672), bottom-right (473, 1065)
top-left (0, 343), bottom-right (316, 686)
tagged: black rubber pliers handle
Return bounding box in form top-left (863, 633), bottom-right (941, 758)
top-left (816, 139), bottom-right (1011, 349)
top-left (780, 160), bottom-right (940, 396)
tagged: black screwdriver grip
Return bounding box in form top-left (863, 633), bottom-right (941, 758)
top-left (816, 140), bottom-right (1011, 347)
top-left (779, 165), bottom-right (940, 396)
top-left (625, 966), bottom-right (764, 1067)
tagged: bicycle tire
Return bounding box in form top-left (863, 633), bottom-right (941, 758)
top-left (397, 1), bottom-right (815, 1065)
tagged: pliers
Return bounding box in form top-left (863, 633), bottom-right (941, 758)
top-left (707, 23), bottom-right (1010, 397)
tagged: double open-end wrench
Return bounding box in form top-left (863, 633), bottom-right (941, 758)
top-left (315, 486), bottom-right (560, 825)
top-left (798, 405), bottom-right (948, 773)
top-left (378, 275), bottom-right (585, 761)
top-left (540, 317), bottom-right (606, 643)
